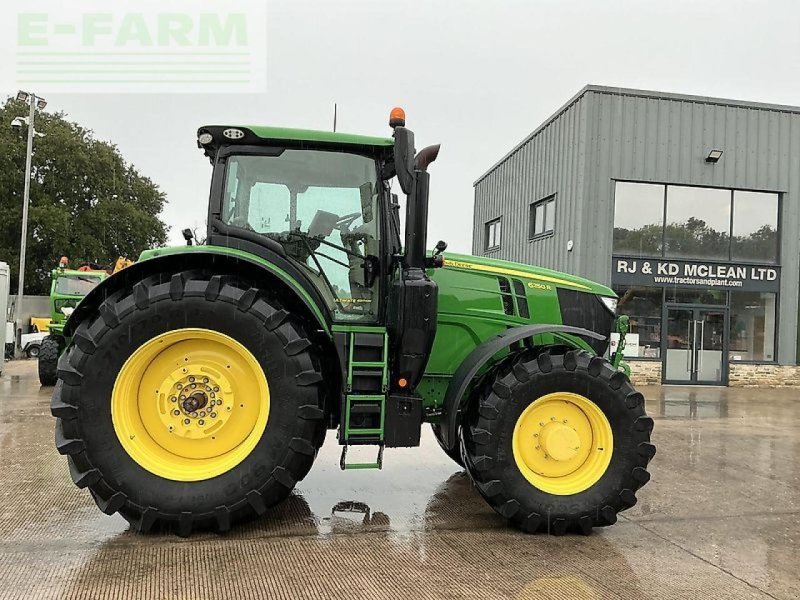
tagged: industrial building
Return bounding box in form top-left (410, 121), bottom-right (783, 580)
top-left (473, 85), bottom-right (800, 385)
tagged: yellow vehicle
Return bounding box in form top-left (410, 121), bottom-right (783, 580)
top-left (30, 317), bottom-right (52, 333)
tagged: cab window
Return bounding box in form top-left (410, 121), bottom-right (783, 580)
top-left (222, 149), bottom-right (381, 322)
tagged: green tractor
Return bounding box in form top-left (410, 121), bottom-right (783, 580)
top-left (51, 109), bottom-right (654, 536)
top-left (39, 262), bottom-right (107, 386)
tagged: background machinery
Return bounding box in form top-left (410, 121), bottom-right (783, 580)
top-left (38, 257), bottom-right (131, 385)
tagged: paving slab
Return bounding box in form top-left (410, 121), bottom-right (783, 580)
top-left (0, 361), bottom-right (798, 599)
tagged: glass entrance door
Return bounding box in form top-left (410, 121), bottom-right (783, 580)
top-left (663, 306), bottom-right (727, 385)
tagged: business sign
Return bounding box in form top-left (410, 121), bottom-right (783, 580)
top-left (612, 256), bottom-right (780, 293)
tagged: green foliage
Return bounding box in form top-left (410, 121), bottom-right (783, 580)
top-left (614, 217), bottom-right (778, 262)
top-left (0, 97), bottom-right (168, 294)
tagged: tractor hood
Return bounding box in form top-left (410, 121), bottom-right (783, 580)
top-left (440, 253), bottom-right (615, 297)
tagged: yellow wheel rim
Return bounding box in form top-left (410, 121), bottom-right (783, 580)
top-left (112, 328), bottom-right (270, 481)
top-left (512, 392), bottom-right (613, 495)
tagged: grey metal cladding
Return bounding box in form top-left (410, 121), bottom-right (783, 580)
top-left (473, 92), bottom-right (589, 276)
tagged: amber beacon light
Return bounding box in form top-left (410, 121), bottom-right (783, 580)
top-left (389, 107), bottom-right (406, 128)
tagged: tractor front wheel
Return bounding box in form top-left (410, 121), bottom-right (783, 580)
top-left (51, 271), bottom-right (327, 535)
top-left (462, 349), bottom-right (655, 535)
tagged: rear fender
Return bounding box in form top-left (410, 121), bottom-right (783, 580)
top-left (64, 250), bottom-right (331, 338)
top-left (438, 324), bottom-right (606, 450)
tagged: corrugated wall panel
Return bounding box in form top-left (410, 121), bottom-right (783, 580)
top-left (582, 90), bottom-right (800, 363)
top-left (474, 87), bottom-right (800, 363)
top-left (472, 96), bottom-right (588, 274)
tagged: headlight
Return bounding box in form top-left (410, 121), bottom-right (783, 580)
top-left (61, 306), bottom-right (74, 317)
top-left (600, 296), bottom-right (617, 315)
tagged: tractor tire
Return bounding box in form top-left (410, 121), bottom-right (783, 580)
top-left (38, 336), bottom-right (60, 386)
top-left (462, 348), bottom-right (655, 535)
top-left (51, 271), bottom-right (327, 536)
top-left (431, 424), bottom-right (464, 468)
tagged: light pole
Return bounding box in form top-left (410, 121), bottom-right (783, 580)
top-left (13, 90), bottom-right (47, 354)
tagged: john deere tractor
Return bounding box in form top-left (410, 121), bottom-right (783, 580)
top-left (51, 109), bottom-right (654, 536)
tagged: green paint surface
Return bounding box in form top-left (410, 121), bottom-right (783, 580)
top-left (138, 244), bottom-right (330, 333)
top-left (236, 126), bottom-right (394, 148)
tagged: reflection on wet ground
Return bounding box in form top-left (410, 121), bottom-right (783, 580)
top-left (1, 360), bottom-right (798, 599)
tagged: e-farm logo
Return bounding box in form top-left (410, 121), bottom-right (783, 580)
top-left (4, 0), bottom-right (266, 93)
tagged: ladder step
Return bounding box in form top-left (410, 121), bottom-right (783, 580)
top-left (340, 444), bottom-right (384, 470)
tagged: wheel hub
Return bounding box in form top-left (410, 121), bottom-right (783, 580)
top-left (158, 370), bottom-right (233, 442)
top-left (539, 422), bottom-right (581, 462)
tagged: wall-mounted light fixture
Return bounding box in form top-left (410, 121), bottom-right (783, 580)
top-left (705, 149), bottom-right (723, 163)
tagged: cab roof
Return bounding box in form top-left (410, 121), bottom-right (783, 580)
top-left (197, 125), bottom-right (394, 159)
top-left (246, 126), bottom-right (394, 147)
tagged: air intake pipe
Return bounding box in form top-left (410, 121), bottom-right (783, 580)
top-left (404, 144), bottom-right (440, 269)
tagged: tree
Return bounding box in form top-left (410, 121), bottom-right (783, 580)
top-left (0, 96), bottom-right (168, 295)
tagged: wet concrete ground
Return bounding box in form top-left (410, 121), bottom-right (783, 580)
top-left (0, 359), bottom-right (798, 600)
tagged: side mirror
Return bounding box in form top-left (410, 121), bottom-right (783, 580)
top-left (392, 127), bottom-right (415, 195)
top-left (359, 182), bottom-right (374, 223)
top-left (433, 240), bottom-right (447, 256)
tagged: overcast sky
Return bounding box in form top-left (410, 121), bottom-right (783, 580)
top-left (26, 0), bottom-right (800, 252)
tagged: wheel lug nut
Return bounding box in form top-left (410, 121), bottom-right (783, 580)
top-left (173, 410), bottom-right (180, 416)
top-left (210, 412), bottom-right (217, 418)
top-left (206, 386), bottom-right (211, 391)
top-left (189, 376), bottom-right (195, 382)
top-left (170, 396), bottom-right (177, 403)
top-left (190, 383), bottom-right (197, 389)
top-left (198, 419), bottom-right (205, 426)
top-left (203, 377), bottom-right (209, 383)
top-left (184, 419), bottom-right (190, 425)
top-left (213, 386), bottom-right (219, 392)
top-left (210, 393), bottom-right (215, 399)
top-left (191, 412), bottom-right (198, 418)
top-left (176, 384), bottom-right (182, 390)
top-left (200, 411), bottom-right (206, 417)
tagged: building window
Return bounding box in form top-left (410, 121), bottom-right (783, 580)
top-left (529, 196), bottom-right (556, 239)
top-left (729, 292), bottom-right (776, 362)
top-left (613, 182), bottom-right (665, 257)
top-left (614, 286), bottom-right (663, 358)
top-left (664, 186), bottom-right (731, 260)
top-left (731, 191), bottom-right (779, 263)
top-left (613, 182), bottom-right (780, 264)
top-left (485, 218), bottom-right (501, 251)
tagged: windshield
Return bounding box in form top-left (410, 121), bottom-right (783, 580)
top-left (55, 274), bottom-right (103, 296)
top-left (221, 149), bottom-right (381, 321)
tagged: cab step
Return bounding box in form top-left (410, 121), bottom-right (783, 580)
top-left (339, 444), bottom-right (384, 470)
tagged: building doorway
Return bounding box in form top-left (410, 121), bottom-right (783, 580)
top-left (663, 305), bottom-right (728, 385)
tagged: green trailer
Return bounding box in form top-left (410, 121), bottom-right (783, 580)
top-left (51, 109), bottom-right (654, 536)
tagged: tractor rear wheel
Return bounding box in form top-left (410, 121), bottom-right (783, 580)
top-left (51, 271), bottom-right (327, 535)
top-left (462, 349), bottom-right (655, 535)
top-left (38, 336), bottom-right (60, 386)
top-left (431, 424), bottom-right (464, 468)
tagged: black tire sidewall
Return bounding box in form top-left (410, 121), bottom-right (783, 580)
top-left (464, 351), bottom-right (651, 527)
top-left (76, 290), bottom-right (318, 516)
